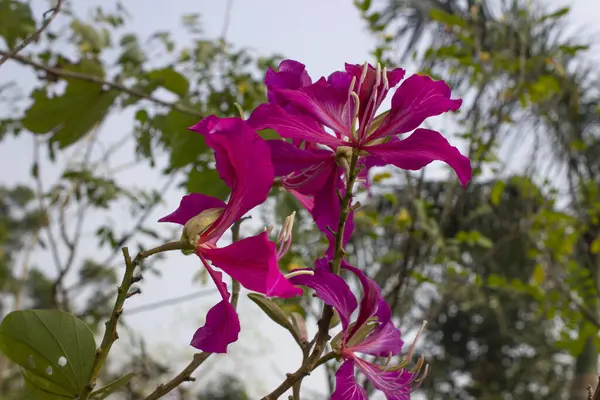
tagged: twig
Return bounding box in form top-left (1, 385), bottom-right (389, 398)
top-left (0, 0), bottom-right (63, 67)
top-left (142, 219), bottom-right (246, 400)
top-left (261, 151), bottom-right (360, 400)
top-left (592, 376), bottom-right (600, 400)
top-left (78, 241), bottom-right (185, 400)
top-left (0, 50), bottom-right (201, 117)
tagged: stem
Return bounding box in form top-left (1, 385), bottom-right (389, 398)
top-left (79, 242), bottom-right (185, 400)
top-left (143, 219), bottom-right (246, 400)
top-left (0, 0), bottom-right (63, 67)
top-left (261, 151), bottom-right (360, 400)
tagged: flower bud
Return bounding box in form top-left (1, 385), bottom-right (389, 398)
top-left (181, 208), bottom-right (224, 253)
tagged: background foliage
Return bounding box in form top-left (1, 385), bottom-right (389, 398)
top-left (0, 0), bottom-right (599, 399)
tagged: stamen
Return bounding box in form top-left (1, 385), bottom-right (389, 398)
top-left (359, 61), bottom-right (369, 87)
top-left (276, 212), bottom-right (296, 260)
top-left (264, 225), bottom-right (274, 235)
top-left (233, 102), bottom-right (245, 119)
top-left (409, 355), bottom-right (425, 374)
top-left (375, 63), bottom-right (382, 88)
top-left (284, 270), bottom-right (315, 279)
top-left (350, 91), bottom-right (360, 136)
top-left (384, 351), bottom-right (393, 368)
top-left (382, 66), bottom-right (389, 90)
top-left (405, 320), bottom-right (427, 363)
top-left (348, 76), bottom-right (357, 94)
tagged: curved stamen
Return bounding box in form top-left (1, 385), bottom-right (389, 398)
top-left (282, 161), bottom-right (329, 189)
top-left (284, 270), bottom-right (315, 279)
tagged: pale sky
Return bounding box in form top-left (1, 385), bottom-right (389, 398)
top-left (0, 0), bottom-right (598, 399)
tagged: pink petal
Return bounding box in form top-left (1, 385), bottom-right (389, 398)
top-left (371, 74), bottom-right (462, 140)
top-left (248, 104), bottom-right (344, 147)
top-left (331, 360), bottom-right (368, 400)
top-left (267, 140), bottom-right (333, 177)
top-left (365, 128), bottom-right (472, 187)
top-left (275, 77), bottom-right (353, 139)
top-left (158, 193), bottom-right (226, 225)
top-left (348, 320), bottom-right (404, 357)
top-left (190, 256), bottom-right (240, 353)
top-left (354, 358), bottom-right (413, 400)
top-left (265, 60), bottom-right (312, 106)
top-left (201, 232), bottom-right (302, 298)
top-left (190, 116), bottom-right (275, 241)
top-left (287, 258), bottom-right (358, 330)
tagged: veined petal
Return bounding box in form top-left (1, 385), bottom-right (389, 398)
top-left (158, 193), bottom-right (226, 225)
top-left (267, 140), bottom-right (333, 177)
top-left (331, 360), bottom-right (368, 400)
top-left (288, 258), bottom-right (358, 330)
top-left (275, 77), bottom-right (353, 139)
top-left (265, 60), bottom-right (312, 106)
top-left (365, 128), bottom-right (472, 187)
top-left (249, 104), bottom-right (344, 147)
top-left (190, 255), bottom-right (240, 353)
top-left (371, 74), bottom-right (462, 140)
top-left (349, 320), bottom-right (404, 357)
top-left (354, 358), bottom-right (413, 400)
top-left (343, 263), bottom-right (388, 340)
top-left (190, 116), bottom-right (275, 241)
top-left (201, 232), bottom-right (302, 299)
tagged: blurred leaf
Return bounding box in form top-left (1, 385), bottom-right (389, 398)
top-left (531, 264), bottom-right (545, 285)
top-left (0, 0), bottom-right (36, 49)
top-left (90, 373), bottom-right (135, 399)
top-left (186, 167), bottom-right (229, 200)
top-left (429, 9), bottom-right (467, 29)
top-left (247, 293), bottom-right (294, 332)
top-left (148, 67), bottom-right (189, 96)
top-left (490, 181), bottom-right (505, 206)
top-left (0, 310), bottom-right (96, 397)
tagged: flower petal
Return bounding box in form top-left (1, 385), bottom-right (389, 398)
top-left (331, 360), bottom-right (368, 400)
top-left (265, 60), bottom-right (312, 107)
top-left (354, 358), bottom-right (413, 400)
top-left (349, 320), bottom-right (404, 357)
top-left (365, 128), bottom-right (472, 187)
top-left (202, 232), bottom-right (302, 298)
top-left (288, 258), bottom-right (358, 330)
top-left (267, 140), bottom-right (333, 177)
top-left (190, 116), bottom-right (275, 241)
top-left (158, 193), bottom-right (226, 225)
top-left (248, 104), bottom-right (344, 147)
top-left (190, 255), bottom-right (240, 353)
top-left (274, 77), bottom-right (353, 139)
top-left (371, 74), bottom-right (462, 140)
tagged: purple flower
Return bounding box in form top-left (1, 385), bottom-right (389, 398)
top-left (249, 60), bottom-right (472, 187)
top-left (289, 260), bottom-right (427, 400)
top-left (159, 116), bottom-right (302, 353)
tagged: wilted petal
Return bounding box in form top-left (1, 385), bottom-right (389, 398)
top-left (372, 74), bottom-right (462, 140)
top-left (354, 358), bottom-right (413, 400)
top-left (288, 258), bottom-right (358, 330)
top-left (202, 232), bottom-right (302, 298)
top-left (365, 128), bottom-right (472, 187)
top-left (158, 193), bottom-right (226, 225)
top-left (349, 320), bottom-right (404, 357)
top-left (249, 104), bottom-right (344, 147)
top-left (331, 360), bottom-right (368, 400)
top-left (190, 257), bottom-right (239, 353)
top-left (190, 116), bottom-right (275, 241)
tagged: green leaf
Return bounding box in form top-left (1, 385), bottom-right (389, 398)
top-left (148, 67), bottom-right (189, 97)
top-left (530, 264), bottom-right (545, 285)
top-left (257, 129), bottom-right (281, 140)
top-left (22, 380), bottom-right (72, 400)
top-left (155, 109), bottom-right (206, 168)
top-left (429, 9), bottom-right (467, 28)
top-left (186, 167), bottom-right (230, 201)
top-left (539, 7), bottom-right (570, 22)
top-left (22, 61), bottom-right (118, 148)
top-left (0, 309), bottom-right (96, 397)
top-left (247, 293), bottom-right (294, 331)
top-left (90, 373), bottom-right (135, 399)
top-left (0, 0), bottom-right (36, 49)
top-left (490, 181), bottom-right (505, 206)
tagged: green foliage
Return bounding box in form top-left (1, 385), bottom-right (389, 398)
top-left (0, 0), bottom-right (35, 49)
top-left (90, 373), bottom-right (135, 399)
top-left (0, 310), bottom-right (96, 398)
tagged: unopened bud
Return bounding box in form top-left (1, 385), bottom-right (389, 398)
top-left (182, 208), bottom-right (224, 252)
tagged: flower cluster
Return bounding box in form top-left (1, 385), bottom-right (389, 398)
top-left (160, 60), bottom-right (471, 398)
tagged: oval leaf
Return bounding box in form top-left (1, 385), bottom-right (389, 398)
top-left (0, 309), bottom-right (96, 397)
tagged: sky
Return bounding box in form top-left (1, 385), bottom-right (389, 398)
top-left (1, 0), bottom-right (599, 399)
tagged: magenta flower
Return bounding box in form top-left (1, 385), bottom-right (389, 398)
top-left (159, 116), bottom-right (302, 353)
top-left (288, 260), bottom-right (426, 399)
top-left (249, 60), bottom-right (472, 187)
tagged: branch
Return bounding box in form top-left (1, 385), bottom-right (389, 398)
top-left (261, 151), bottom-right (360, 400)
top-left (142, 218), bottom-right (246, 400)
top-left (0, 0), bottom-right (63, 67)
top-left (0, 50), bottom-right (201, 117)
top-left (78, 241), bottom-right (185, 400)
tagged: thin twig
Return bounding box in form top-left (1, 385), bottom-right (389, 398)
top-left (0, 0), bottom-right (64, 67)
top-left (78, 241), bottom-right (185, 400)
top-left (261, 151), bottom-right (360, 400)
top-left (142, 219), bottom-right (246, 400)
top-left (0, 50), bottom-right (201, 117)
